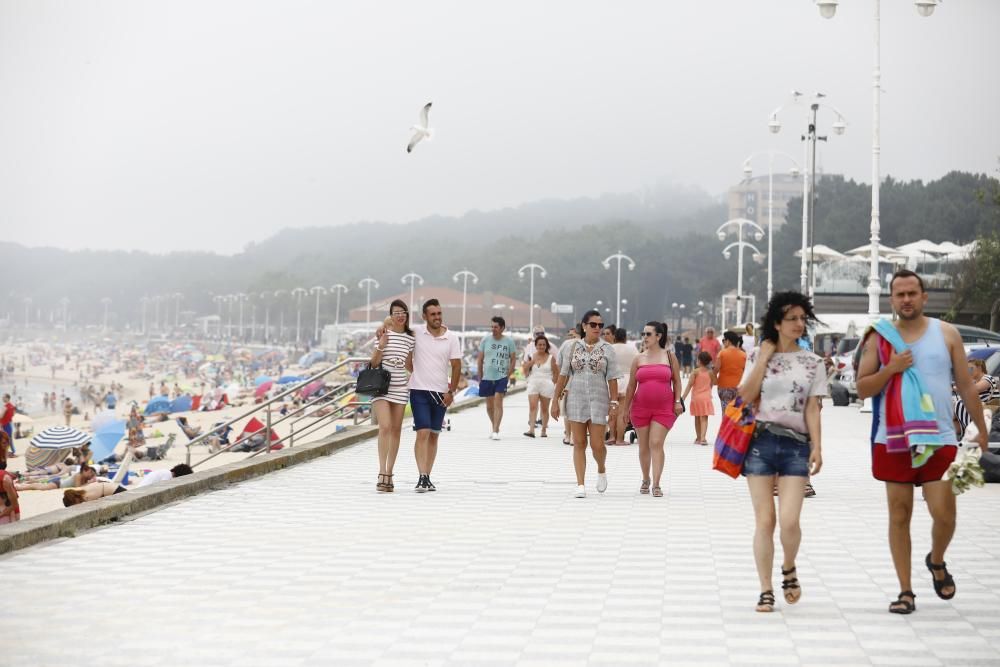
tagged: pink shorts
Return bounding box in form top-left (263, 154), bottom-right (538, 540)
top-left (630, 406), bottom-right (676, 430)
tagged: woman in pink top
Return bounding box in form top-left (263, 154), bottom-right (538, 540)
top-left (622, 321), bottom-right (684, 497)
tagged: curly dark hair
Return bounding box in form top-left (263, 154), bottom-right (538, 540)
top-left (759, 291), bottom-right (820, 344)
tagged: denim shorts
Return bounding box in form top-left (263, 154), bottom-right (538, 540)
top-left (410, 389), bottom-right (447, 433)
top-left (742, 430), bottom-right (811, 477)
top-left (478, 377), bottom-right (509, 398)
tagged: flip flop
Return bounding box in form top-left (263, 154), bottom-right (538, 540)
top-left (523, 431), bottom-right (536, 438)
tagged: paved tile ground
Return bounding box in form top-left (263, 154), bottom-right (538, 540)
top-left (4, 392), bottom-right (1000, 666)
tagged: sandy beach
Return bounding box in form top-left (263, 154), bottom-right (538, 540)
top-left (1, 339), bottom-right (355, 520)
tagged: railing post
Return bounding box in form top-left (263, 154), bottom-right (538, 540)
top-left (266, 409), bottom-right (272, 455)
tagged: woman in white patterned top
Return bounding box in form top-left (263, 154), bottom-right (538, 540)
top-left (551, 310), bottom-right (619, 499)
top-left (370, 299), bottom-right (415, 493)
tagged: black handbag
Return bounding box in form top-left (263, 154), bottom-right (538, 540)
top-left (356, 364), bottom-right (391, 396)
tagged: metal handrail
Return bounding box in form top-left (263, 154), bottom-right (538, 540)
top-left (185, 356), bottom-right (371, 466)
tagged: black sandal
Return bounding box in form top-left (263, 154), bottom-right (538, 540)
top-left (925, 552), bottom-right (956, 600)
top-left (781, 566), bottom-right (801, 604)
top-left (756, 590), bottom-right (775, 613)
top-left (889, 590), bottom-right (916, 614)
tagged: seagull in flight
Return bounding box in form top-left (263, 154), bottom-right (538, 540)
top-left (407, 102), bottom-right (433, 153)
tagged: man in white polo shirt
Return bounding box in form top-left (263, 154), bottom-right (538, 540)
top-left (409, 298), bottom-right (462, 492)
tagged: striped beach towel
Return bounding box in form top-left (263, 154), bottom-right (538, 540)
top-left (872, 319), bottom-right (943, 467)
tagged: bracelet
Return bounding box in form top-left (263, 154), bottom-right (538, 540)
top-left (375, 347), bottom-right (385, 352)
top-left (609, 400), bottom-right (619, 406)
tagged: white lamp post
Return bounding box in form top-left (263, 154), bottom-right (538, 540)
top-left (717, 218), bottom-right (766, 325)
top-left (272, 290), bottom-right (287, 342)
top-left (768, 92), bottom-right (847, 294)
top-left (517, 263), bottom-right (548, 333)
top-left (400, 273), bottom-right (424, 322)
top-left (742, 151), bottom-right (802, 302)
top-left (816, 0), bottom-right (938, 317)
top-left (452, 270), bottom-right (479, 334)
top-left (601, 252), bottom-right (635, 330)
top-left (173, 292), bottom-right (183, 329)
top-left (291, 287), bottom-right (307, 344)
top-left (330, 284), bottom-right (349, 327)
top-left (309, 286), bottom-right (327, 344)
top-left (358, 278), bottom-right (380, 329)
top-left (23, 296), bottom-right (32, 328)
top-left (236, 293), bottom-right (248, 341)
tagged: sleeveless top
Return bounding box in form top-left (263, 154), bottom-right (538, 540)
top-left (875, 318), bottom-right (957, 445)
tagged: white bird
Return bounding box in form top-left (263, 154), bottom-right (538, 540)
top-left (407, 102), bottom-right (433, 153)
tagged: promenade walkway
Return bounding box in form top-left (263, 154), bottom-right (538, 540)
top-left (4, 392), bottom-right (1000, 666)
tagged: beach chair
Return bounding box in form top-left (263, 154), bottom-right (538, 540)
top-left (145, 433), bottom-right (177, 461)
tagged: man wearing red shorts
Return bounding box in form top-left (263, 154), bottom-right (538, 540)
top-left (857, 270), bottom-right (988, 615)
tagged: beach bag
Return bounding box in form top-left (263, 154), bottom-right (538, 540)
top-left (355, 364), bottom-right (391, 396)
top-left (712, 397), bottom-right (756, 478)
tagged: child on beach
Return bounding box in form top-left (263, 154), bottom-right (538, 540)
top-left (681, 351), bottom-right (717, 445)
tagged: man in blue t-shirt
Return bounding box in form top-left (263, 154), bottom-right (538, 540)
top-left (478, 316), bottom-right (517, 441)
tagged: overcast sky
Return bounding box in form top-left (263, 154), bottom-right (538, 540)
top-left (1, 1), bottom-right (997, 255)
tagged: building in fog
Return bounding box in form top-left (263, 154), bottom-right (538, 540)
top-left (727, 174), bottom-right (803, 229)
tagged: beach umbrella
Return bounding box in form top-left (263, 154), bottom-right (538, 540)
top-left (26, 426), bottom-right (91, 469)
top-left (300, 380), bottom-right (325, 398)
top-left (89, 419), bottom-right (126, 461)
top-left (897, 239), bottom-right (945, 255)
top-left (276, 375), bottom-right (304, 385)
top-left (254, 375), bottom-right (272, 386)
top-left (170, 395), bottom-right (193, 413)
top-left (793, 244), bottom-right (846, 261)
top-left (254, 381), bottom-right (274, 398)
top-left (145, 395), bottom-right (172, 415)
top-left (91, 409), bottom-right (119, 432)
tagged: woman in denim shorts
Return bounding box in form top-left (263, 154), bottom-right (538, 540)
top-left (738, 292), bottom-right (826, 613)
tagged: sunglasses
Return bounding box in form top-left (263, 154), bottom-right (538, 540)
top-left (642, 332), bottom-right (656, 337)
top-left (586, 322), bottom-right (604, 329)
top-left (390, 311), bottom-right (408, 317)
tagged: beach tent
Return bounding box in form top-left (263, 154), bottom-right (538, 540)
top-left (26, 426), bottom-right (91, 469)
top-left (170, 395), bottom-right (194, 413)
top-left (145, 396), bottom-right (172, 415)
top-left (298, 351), bottom-right (326, 367)
top-left (235, 417), bottom-right (280, 448)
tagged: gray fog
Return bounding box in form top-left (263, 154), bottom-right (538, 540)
top-left (1, 0), bottom-right (997, 254)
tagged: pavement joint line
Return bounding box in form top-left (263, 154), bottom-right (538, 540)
top-left (0, 385), bottom-right (524, 556)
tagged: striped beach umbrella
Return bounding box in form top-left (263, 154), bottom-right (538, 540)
top-left (26, 426), bottom-right (91, 469)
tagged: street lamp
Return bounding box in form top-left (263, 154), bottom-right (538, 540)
top-left (330, 284), bottom-right (349, 327)
top-left (100, 297), bottom-right (112, 332)
top-left (717, 218), bottom-right (766, 326)
top-left (358, 278), bottom-right (380, 329)
top-left (272, 290), bottom-right (287, 342)
top-left (291, 287), bottom-right (307, 344)
top-left (817, 0), bottom-right (938, 317)
top-left (517, 263), bottom-right (548, 333)
top-left (309, 286), bottom-right (327, 344)
top-left (235, 293), bottom-right (248, 341)
top-left (671, 302), bottom-right (686, 333)
top-left (59, 297), bottom-right (70, 329)
top-left (452, 270), bottom-right (479, 334)
top-left (601, 251), bottom-right (635, 331)
top-left (400, 273), bottom-right (424, 323)
top-left (742, 150), bottom-right (801, 302)
top-left (22, 296), bottom-right (32, 328)
top-left (769, 92), bottom-right (847, 294)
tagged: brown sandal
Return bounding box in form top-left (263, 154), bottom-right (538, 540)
top-left (651, 486), bottom-right (663, 497)
top-left (377, 473), bottom-right (391, 493)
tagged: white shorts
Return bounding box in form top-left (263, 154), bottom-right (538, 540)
top-left (527, 377), bottom-right (555, 399)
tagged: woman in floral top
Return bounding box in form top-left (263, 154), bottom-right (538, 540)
top-left (552, 310), bottom-right (619, 499)
top-left (738, 291), bottom-right (826, 613)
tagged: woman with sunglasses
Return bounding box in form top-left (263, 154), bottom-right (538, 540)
top-left (552, 310), bottom-right (620, 498)
top-left (371, 299), bottom-right (415, 493)
top-left (622, 321), bottom-right (683, 497)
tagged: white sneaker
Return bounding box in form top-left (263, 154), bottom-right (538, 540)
top-left (596, 473), bottom-right (608, 493)
top-left (490, 432), bottom-right (500, 441)
top-left (574, 485), bottom-right (586, 498)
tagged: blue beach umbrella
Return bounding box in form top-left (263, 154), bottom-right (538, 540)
top-left (276, 375), bottom-right (304, 385)
top-left (254, 375), bottom-right (272, 386)
top-left (90, 420), bottom-right (127, 461)
top-left (144, 395), bottom-right (172, 415)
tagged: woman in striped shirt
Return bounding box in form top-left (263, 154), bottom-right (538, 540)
top-left (371, 299), bottom-right (415, 493)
